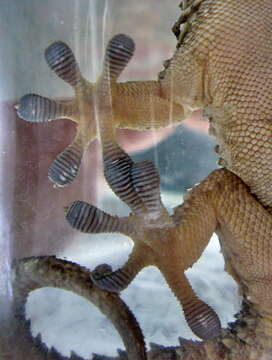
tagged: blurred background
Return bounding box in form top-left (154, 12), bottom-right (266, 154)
top-left (0, 0), bottom-right (239, 358)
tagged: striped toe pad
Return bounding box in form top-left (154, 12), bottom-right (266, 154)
top-left (65, 200), bottom-right (131, 234)
top-left (103, 143), bottom-right (162, 216)
top-left (45, 41), bottom-right (82, 88)
top-left (91, 265), bottom-right (131, 293)
top-left (131, 161), bottom-right (161, 215)
top-left (183, 299), bottom-right (221, 339)
top-left (48, 142), bottom-right (83, 187)
top-left (104, 34), bottom-right (135, 80)
top-left (16, 94), bottom-right (63, 123)
top-left (103, 144), bottom-right (143, 214)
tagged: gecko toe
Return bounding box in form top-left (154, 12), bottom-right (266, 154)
top-left (103, 34), bottom-right (135, 80)
top-left (184, 300), bottom-right (221, 340)
top-left (45, 41), bottom-right (83, 88)
top-left (65, 200), bottom-right (131, 234)
top-left (17, 94), bottom-right (64, 122)
top-left (48, 143), bottom-right (82, 186)
top-left (131, 161), bottom-right (161, 215)
top-left (91, 265), bottom-right (132, 293)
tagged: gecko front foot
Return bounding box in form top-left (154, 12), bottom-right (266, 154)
top-left (16, 34), bottom-right (134, 187)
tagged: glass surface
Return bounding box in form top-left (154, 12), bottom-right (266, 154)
top-left (0, 1), bottom-right (238, 358)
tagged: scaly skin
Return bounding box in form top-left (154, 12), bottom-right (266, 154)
top-left (114, 0), bottom-right (272, 211)
top-left (14, 0), bottom-right (272, 359)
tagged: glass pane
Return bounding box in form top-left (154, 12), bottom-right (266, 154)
top-left (0, 0), bottom-right (238, 358)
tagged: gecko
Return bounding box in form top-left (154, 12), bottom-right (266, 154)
top-left (13, 0), bottom-right (272, 359)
